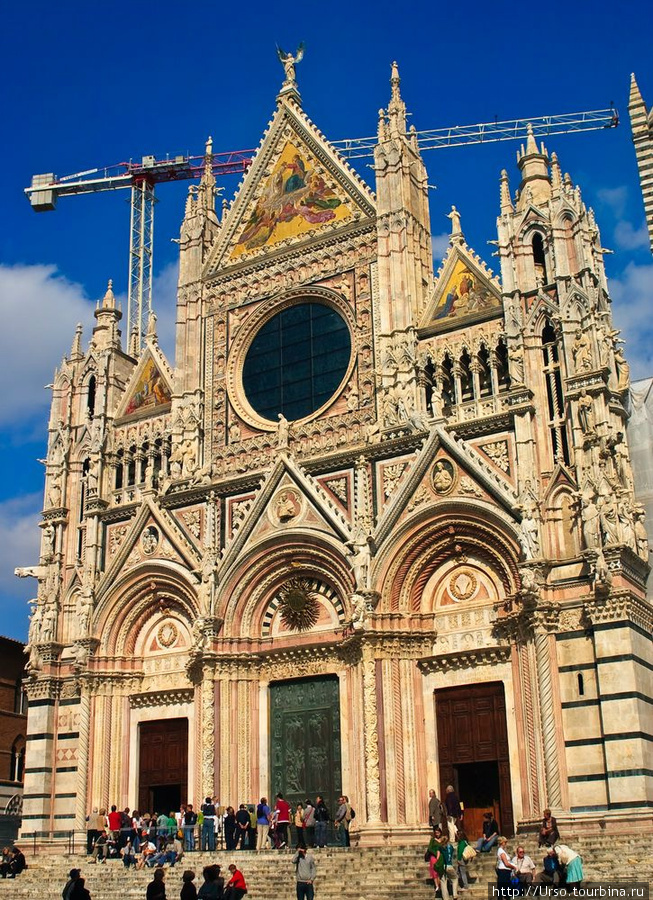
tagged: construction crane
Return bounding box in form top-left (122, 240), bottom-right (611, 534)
top-left (25, 107), bottom-right (618, 353)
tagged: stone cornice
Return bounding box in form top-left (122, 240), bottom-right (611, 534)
top-left (585, 592), bottom-right (653, 631)
top-left (129, 688), bottom-right (195, 709)
top-left (418, 645), bottom-right (511, 673)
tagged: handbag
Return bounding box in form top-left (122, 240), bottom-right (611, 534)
top-left (462, 845), bottom-right (477, 862)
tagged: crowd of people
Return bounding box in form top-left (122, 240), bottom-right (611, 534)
top-left (86, 793), bottom-right (355, 862)
top-left (426, 788), bottom-right (584, 895)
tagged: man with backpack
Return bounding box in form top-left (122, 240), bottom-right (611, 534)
top-left (334, 796), bottom-right (354, 848)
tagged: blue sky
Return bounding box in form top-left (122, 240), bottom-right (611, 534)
top-left (1, 0), bottom-right (652, 641)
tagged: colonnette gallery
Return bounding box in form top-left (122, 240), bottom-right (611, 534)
top-left (17, 62), bottom-right (653, 845)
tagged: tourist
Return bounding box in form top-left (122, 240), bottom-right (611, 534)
top-left (183, 804), bottom-right (198, 852)
top-left (444, 786), bottom-right (462, 843)
top-left (496, 837), bottom-right (517, 891)
top-left (512, 846), bottom-right (536, 888)
top-left (62, 870), bottom-right (92, 900)
top-left (235, 804), bottom-right (251, 849)
top-left (538, 809), bottom-right (560, 847)
top-left (539, 848), bottom-right (563, 887)
top-left (456, 830), bottom-right (472, 891)
top-left (224, 806), bottom-right (237, 851)
top-left (137, 835), bottom-right (157, 869)
top-left (181, 870), bottom-right (197, 900)
top-left (87, 808), bottom-right (100, 855)
top-left (90, 829), bottom-right (109, 864)
top-left (256, 798), bottom-right (270, 851)
top-left (314, 795), bottom-right (329, 849)
top-left (439, 835), bottom-right (458, 900)
top-left (108, 805), bottom-right (122, 841)
top-left (132, 811), bottom-right (143, 851)
top-left (274, 792), bottom-right (291, 849)
top-left (157, 812), bottom-right (170, 848)
top-left (294, 802), bottom-right (306, 849)
top-left (224, 863), bottom-right (247, 900)
top-left (122, 838), bottom-right (137, 868)
top-left (425, 830), bottom-right (444, 896)
top-left (334, 796), bottom-right (349, 848)
top-left (146, 867), bottom-right (166, 900)
top-left (292, 846), bottom-right (317, 900)
top-left (554, 844), bottom-right (583, 889)
top-left (248, 806), bottom-right (257, 850)
top-left (428, 789), bottom-right (445, 830)
top-left (474, 812), bottom-right (499, 852)
top-left (201, 798), bottom-right (216, 852)
top-left (197, 864), bottom-right (224, 899)
top-left (303, 799), bottom-right (316, 848)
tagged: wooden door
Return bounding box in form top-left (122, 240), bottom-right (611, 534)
top-left (138, 718), bottom-right (188, 813)
top-left (270, 676), bottom-right (341, 818)
top-left (435, 682), bottom-right (514, 836)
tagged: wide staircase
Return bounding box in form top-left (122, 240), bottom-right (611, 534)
top-left (0, 836), bottom-right (651, 900)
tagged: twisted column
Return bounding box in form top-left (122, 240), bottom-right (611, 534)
top-left (534, 627), bottom-right (562, 809)
top-left (201, 667), bottom-right (216, 801)
top-left (362, 648), bottom-right (381, 823)
top-left (75, 690), bottom-right (91, 833)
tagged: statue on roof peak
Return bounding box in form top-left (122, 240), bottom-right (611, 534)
top-left (277, 42), bottom-right (305, 91)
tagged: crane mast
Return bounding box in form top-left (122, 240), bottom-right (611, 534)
top-left (25, 108), bottom-right (618, 353)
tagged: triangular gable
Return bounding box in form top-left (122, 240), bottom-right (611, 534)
top-left (219, 453), bottom-right (352, 580)
top-left (114, 344), bottom-right (173, 421)
top-left (374, 427), bottom-right (520, 548)
top-left (97, 498), bottom-right (202, 603)
top-left (204, 98), bottom-right (376, 275)
top-left (421, 240), bottom-right (502, 332)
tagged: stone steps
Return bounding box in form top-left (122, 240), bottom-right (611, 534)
top-left (0, 840), bottom-right (651, 900)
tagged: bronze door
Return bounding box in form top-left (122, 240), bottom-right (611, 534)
top-left (270, 676), bottom-right (341, 817)
top-left (138, 717), bottom-right (188, 814)
top-left (436, 682), bottom-right (514, 836)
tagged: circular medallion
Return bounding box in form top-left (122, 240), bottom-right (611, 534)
top-left (141, 525), bottom-right (159, 555)
top-left (431, 459), bottom-right (456, 494)
top-left (449, 569), bottom-right (478, 602)
top-left (270, 488), bottom-right (303, 524)
top-left (157, 621), bottom-right (178, 648)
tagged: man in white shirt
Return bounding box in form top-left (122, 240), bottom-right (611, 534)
top-left (512, 846), bottom-right (536, 886)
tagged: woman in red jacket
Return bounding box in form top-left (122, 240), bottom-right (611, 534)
top-left (224, 864), bottom-right (247, 900)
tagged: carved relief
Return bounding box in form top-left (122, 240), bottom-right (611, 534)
top-left (480, 440), bottom-right (510, 474)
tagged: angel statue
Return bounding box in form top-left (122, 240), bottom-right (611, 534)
top-left (277, 42), bottom-right (305, 88)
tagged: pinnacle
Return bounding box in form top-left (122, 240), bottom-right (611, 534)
top-left (102, 279), bottom-right (116, 309)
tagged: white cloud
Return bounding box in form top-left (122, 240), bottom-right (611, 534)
top-left (609, 261), bottom-right (653, 380)
top-left (0, 493), bottom-right (42, 642)
top-left (597, 186), bottom-right (628, 218)
top-left (432, 232), bottom-right (451, 265)
top-left (0, 264), bottom-right (95, 427)
top-left (152, 260), bottom-right (179, 364)
top-left (613, 220), bottom-right (650, 252)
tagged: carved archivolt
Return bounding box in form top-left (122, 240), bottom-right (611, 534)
top-left (375, 503), bottom-right (520, 614)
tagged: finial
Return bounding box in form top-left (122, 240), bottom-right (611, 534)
top-left (500, 169), bottom-right (513, 213)
top-left (550, 152), bottom-right (562, 191)
top-left (390, 61), bottom-right (401, 102)
top-left (70, 323), bottom-right (84, 361)
top-left (525, 123), bottom-right (538, 156)
top-left (447, 205), bottom-right (463, 241)
top-left (102, 278), bottom-right (116, 309)
top-left (129, 329), bottom-right (140, 358)
top-left (205, 135), bottom-right (213, 157)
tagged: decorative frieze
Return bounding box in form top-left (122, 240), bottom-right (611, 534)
top-left (129, 688), bottom-right (194, 709)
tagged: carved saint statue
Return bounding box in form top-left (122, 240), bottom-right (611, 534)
top-left (577, 390), bottom-right (596, 435)
top-left (277, 42), bottom-right (305, 87)
top-left (633, 506), bottom-right (649, 560)
top-left (277, 414), bottom-right (290, 449)
top-left (580, 495), bottom-right (601, 550)
top-left (614, 347), bottom-right (630, 393)
top-left (572, 328), bottom-right (593, 372)
top-left (508, 345), bottom-right (525, 385)
top-left (519, 510), bottom-right (540, 559)
top-left (42, 523), bottom-right (55, 557)
top-left (346, 531), bottom-right (372, 592)
top-left (40, 604), bottom-right (57, 643)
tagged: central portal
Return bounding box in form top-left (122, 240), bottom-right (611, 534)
top-left (269, 675), bottom-right (341, 817)
top-left (138, 717), bottom-right (188, 814)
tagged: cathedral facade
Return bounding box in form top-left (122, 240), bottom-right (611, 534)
top-left (19, 64), bottom-right (653, 844)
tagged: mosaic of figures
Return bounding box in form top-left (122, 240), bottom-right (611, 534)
top-left (432, 258), bottom-right (502, 326)
top-left (122, 357), bottom-right (172, 418)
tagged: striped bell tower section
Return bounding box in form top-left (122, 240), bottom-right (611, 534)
top-left (629, 74), bottom-right (653, 254)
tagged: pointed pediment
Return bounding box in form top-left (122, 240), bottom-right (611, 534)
top-left (98, 499), bottom-right (202, 602)
top-left (114, 343), bottom-right (173, 421)
top-left (204, 98), bottom-right (376, 275)
top-left (219, 453), bottom-right (352, 579)
top-left (421, 240), bottom-right (502, 332)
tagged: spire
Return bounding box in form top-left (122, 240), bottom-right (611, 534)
top-left (550, 152), bottom-right (562, 192)
top-left (197, 136), bottom-right (216, 211)
top-left (387, 61), bottom-right (406, 135)
top-left (101, 278), bottom-right (116, 310)
top-left (70, 323), bottom-right (83, 361)
top-left (516, 123), bottom-right (551, 207)
top-left (525, 123), bottom-right (538, 156)
top-left (447, 205), bottom-right (464, 243)
top-left (500, 169), bottom-right (514, 213)
top-left (629, 73), bottom-right (646, 114)
top-left (377, 108), bottom-right (387, 142)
